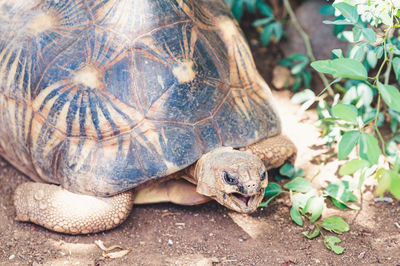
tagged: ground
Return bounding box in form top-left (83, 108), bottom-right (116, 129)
top-left (1, 9), bottom-right (400, 266)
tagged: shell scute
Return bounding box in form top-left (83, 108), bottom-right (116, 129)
top-left (0, 0), bottom-right (282, 196)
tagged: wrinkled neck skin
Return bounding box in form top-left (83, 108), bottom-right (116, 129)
top-left (193, 147), bottom-right (267, 213)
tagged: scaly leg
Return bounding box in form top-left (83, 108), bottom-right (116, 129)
top-left (14, 182), bottom-right (133, 234)
top-left (133, 177), bottom-right (211, 206)
top-left (241, 134), bottom-right (297, 170)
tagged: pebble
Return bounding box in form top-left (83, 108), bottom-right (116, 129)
top-left (168, 239), bottom-right (173, 246)
top-left (238, 238), bottom-right (244, 243)
top-left (374, 197), bottom-right (393, 203)
top-left (358, 251), bottom-right (366, 259)
top-left (9, 254), bottom-right (15, 260)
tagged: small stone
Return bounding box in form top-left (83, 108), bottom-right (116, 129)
top-left (250, 39), bottom-right (258, 46)
top-left (238, 238), bottom-right (244, 243)
top-left (9, 254), bottom-right (15, 260)
top-left (272, 65), bottom-right (294, 90)
top-left (358, 251), bottom-right (366, 259)
top-left (168, 239), bottom-right (173, 246)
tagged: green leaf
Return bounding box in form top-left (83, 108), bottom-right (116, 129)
top-left (331, 197), bottom-right (346, 210)
top-left (392, 57), bottom-right (400, 80)
top-left (231, 1), bottom-right (244, 21)
top-left (257, 1), bottom-right (273, 17)
top-left (303, 196), bottom-right (324, 222)
top-left (260, 183), bottom-right (283, 207)
top-left (339, 159), bottom-right (369, 176)
top-left (359, 132), bottom-right (381, 165)
top-left (390, 120), bottom-right (399, 133)
top-left (386, 139), bottom-right (398, 156)
top-left (352, 26), bottom-right (362, 42)
top-left (288, 53), bottom-right (308, 61)
top-left (291, 61), bottom-right (308, 75)
top-left (243, 0), bottom-right (257, 13)
top-left (338, 131), bottom-right (361, 160)
top-left (291, 190), bottom-right (315, 209)
top-left (332, 49), bottom-right (343, 58)
top-left (311, 60), bottom-right (339, 76)
top-left (272, 22), bottom-right (283, 41)
top-left (311, 59), bottom-right (368, 80)
top-left (290, 206), bottom-right (303, 226)
top-left (333, 2), bottom-right (358, 24)
top-left (362, 28), bottom-right (376, 43)
top-left (325, 183), bottom-right (359, 210)
top-left (377, 82), bottom-right (400, 112)
top-left (303, 227), bottom-right (320, 239)
top-left (264, 182), bottom-right (282, 198)
top-left (284, 177), bottom-right (314, 193)
top-left (323, 19), bottom-right (354, 25)
top-left (295, 168), bottom-right (306, 177)
top-left (389, 171), bottom-right (400, 200)
top-left (375, 46), bottom-right (384, 59)
top-left (320, 5), bottom-right (335, 16)
top-left (260, 24), bottom-right (273, 46)
top-left (321, 217), bottom-right (349, 234)
top-left (292, 89), bottom-right (315, 105)
top-left (332, 104), bottom-right (358, 124)
top-left (332, 58), bottom-right (368, 80)
top-left (375, 168), bottom-right (391, 197)
top-left (252, 17), bottom-right (274, 27)
top-left (349, 44), bottom-right (366, 61)
top-left (279, 163), bottom-right (295, 178)
top-left (366, 50), bottom-right (378, 68)
top-left (324, 236), bottom-right (345, 254)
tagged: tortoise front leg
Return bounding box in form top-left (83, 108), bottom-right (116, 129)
top-left (241, 134), bottom-right (297, 170)
top-left (14, 182), bottom-right (134, 234)
top-left (133, 178), bottom-right (211, 206)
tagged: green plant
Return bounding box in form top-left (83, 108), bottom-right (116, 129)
top-left (225, 0), bottom-right (283, 45)
top-left (279, 53), bottom-right (312, 91)
top-left (310, 1), bottom-right (400, 200)
top-left (261, 164), bottom-right (352, 254)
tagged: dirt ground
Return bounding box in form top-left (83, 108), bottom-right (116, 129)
top-left (1, 7), bottom-right (400, 266)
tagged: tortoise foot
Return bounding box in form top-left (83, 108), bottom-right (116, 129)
top-left (242, 134), bottom-right (297, 170)
top-left (14, 182), bottom-right (134, 234)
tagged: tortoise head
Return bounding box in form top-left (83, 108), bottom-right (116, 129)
top-left (194, 147), bottom-right (267, 213)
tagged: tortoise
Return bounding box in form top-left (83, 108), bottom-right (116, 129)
top-left (0, 0), bottom-right (296, 234)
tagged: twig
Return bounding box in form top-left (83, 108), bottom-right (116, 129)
top-left (282, 0), bottom-right (334, 96)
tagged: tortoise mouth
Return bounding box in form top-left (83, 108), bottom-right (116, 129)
top-left (232, 193), bottom-right (254, 206)
top-left (229, 191), bottom-right (263, 211)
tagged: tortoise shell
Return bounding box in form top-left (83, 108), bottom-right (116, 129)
top-left (0, 0), bottom-right (280, 196)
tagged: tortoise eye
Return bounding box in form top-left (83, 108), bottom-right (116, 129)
top-left (222, 171), bottom-right (238, 185)
top-left (260, 170), bottom-right (267, 181)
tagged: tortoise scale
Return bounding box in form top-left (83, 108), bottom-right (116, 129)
top-left (0, 0), bottom-right (296, 234)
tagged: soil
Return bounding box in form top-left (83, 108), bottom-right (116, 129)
top-left (1, 8), bottom-right (400, 266)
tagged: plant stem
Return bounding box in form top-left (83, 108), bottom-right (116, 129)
top-left (384, 50), bottom-right (394, 85)
top-left (373, 94), bottom-right (386, 154)
top-left (282, 0), bottom-right (334, 96)
top-left (372, 27), bottom-right (393, 154)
